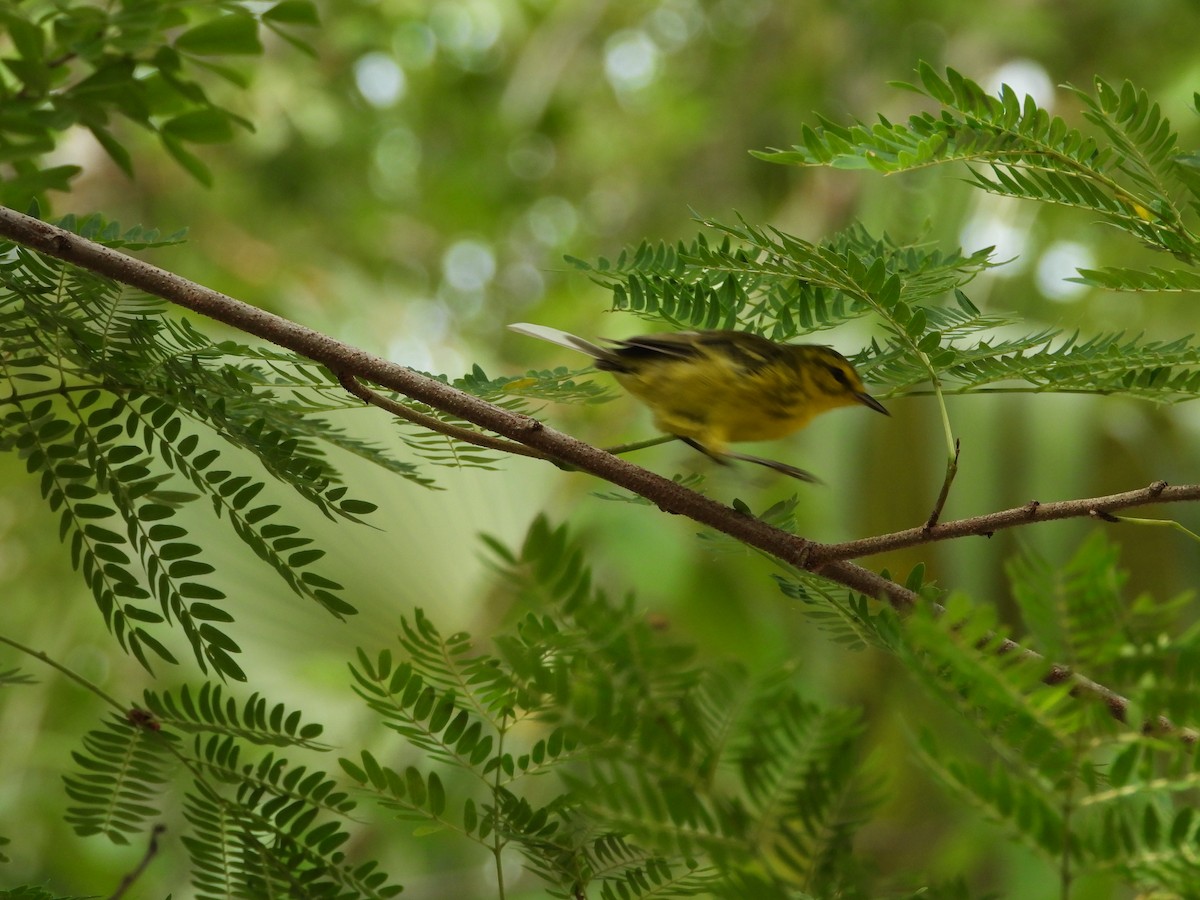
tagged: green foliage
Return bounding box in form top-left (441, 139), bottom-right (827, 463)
top-left (592, 471), bottom-right (708, 504)
top-left (568, 222), bottom-right (996, 335)
top-left (19, 518), bottom-right (888, 896)
top-left (339, 516), bottom-right (884, 898)
top-left (774, 573), bottom-right (902, 654)
top-left (393, 363), bottom-right (613, 469)
top-left (563, 212), bottom-right (1200, 408)
top-left (0, 666), bottom-right (36, 686)
top-left (0, 217), bottom-right (407, 679)
top-left (58, 685), bottom-right (400, 898)
top-left (0, 888), bottom-right (92, 900)
top-left (534, 68), bottom-right (1200, 427)
top-left (754, 64), bottom-right (1200, 264)
top-left (180, 757), bottom-right (398, 900)
top-left (63, 712), bottom-right (170, 844)
top-left (5, 33), bottom-right (1200, 897)
top-left (0, 0), bottom-right (319, 200)
top-left (899, 534), bottom-right (1200, 897)
top-left (141, 682), bottom-right (328, 747)
top-left (0, 210), bottom-right (630, 683)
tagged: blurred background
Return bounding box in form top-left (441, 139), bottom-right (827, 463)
top-left (3, 0), bottom-right (1200, 896)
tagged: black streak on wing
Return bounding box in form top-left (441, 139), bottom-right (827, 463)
top-left (594, 332), bottom-right (698, 372)
top-left (597, 330), bottom-right (783, 375)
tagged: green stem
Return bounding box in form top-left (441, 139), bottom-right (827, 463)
top-left (933, 380), bottom-right (956, 461)
top-left (905, 341), bottom-right (959, 528)
top-left (1107, 515), bottom-right (1200, 544)
top-left (0, 382), bottom-right (103, 408)
top-left (0, 633), bottom-right (126, 711)
top-left (493, 717), bottom-right (508, 900)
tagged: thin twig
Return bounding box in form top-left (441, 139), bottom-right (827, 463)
top-left (337, 370), bottom-right (677, 463)
top-left (0, 634), bottom-right (125, 712)
top-left (3, 206), bottom-right (1199, 739)
top-left (107, 824), bottom-right (167, 900)
top-left (814, 480), bottom-right (1200, 564)
top-left (996, 635), bottom-right (1196, 743)
top-left (0, 205), bottom-right (917, 614)
top-left (924, 438), bottom-right (960, 530)
top-left (334, 370), bottom-right (550, 460)
top-left (1110, 514), bottom-right (1200, 544)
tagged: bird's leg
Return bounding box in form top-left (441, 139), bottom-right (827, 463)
top-left (679, 436), bottom-right (732, 466)
top-left (724, 450), bottom-right (821, 483)
top-left (679, 437), bottom-right (820, 483)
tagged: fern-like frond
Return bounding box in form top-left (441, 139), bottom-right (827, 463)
top-left (0, 666), bottom-right (36, 686)
top-left (1007, 533), bottom-right (1132, 668)
top-left (0, 230), bottom-right (396, 677)
top-left (573, 758), bottom-right (740, 863)
top-left (569, 220), bottom-right (994, 344)
top-left (57, 677), bottom-right (400, 897)
top-left (900, 597), bottom-right (1082, 783)
top-left (398, 423), bottom-right (506, 469)
top-left (565, 210), bottom-right (1200, 408)
top-left (592, 471), bottom-right (708, 504)
top-left (141, 683), bottom-right (328, 748)
top-left (892, 537), bottom-right (1200, 892)
top-left (0, 886), bottom-right (94, 900)
top-left (1071, 265), bottom-right (1200, 293)
top-left (182, 757), bottom-right (402, 900)
top-left (1090, 802), bottom-right (1200, 896)
top-left (454, 362), bottom-right (615, 407)
top-left (733, 684), bottom-right (879, 891)
top-left (754, 64), bottom-right (1200, 263)
top-left (527, 825), bottom-right (721, 900)
top-left (338, 752), bottom-right (456, 828)
top-left (1109, 612), bottom-right (1200, 728)
top-left (1070, 79), bottom-right (1192, 233)
top-left (385, 364), bottom-right (613, 468)
top-left (912, 727), bottom-right (1068, 860)
top-left (939, 331), bottom-right (1200, 402)
top-left (774, 573), bottom-right (902, 655)
top-left (62, 713), bottom-right (172, 844)
top-left (348, 646), bottom-right (499, 774)
top-left (493, 516), bottom-right (719, 774)
top-left (53, 213), bottom-right (188, 251)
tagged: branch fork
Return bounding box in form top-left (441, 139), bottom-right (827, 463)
top-left (2, 206), bottom-right (1199, 737)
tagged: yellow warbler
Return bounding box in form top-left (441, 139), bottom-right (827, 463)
top-left (509, 323), bottom-right (888, 480)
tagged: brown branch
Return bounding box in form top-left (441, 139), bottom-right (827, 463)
top-left (992, 636), bottom-right (1194, 742)
top-left (333, 370), bottom-right (550, 460)
top-left (812, 479), bottom-right (1200, 565)
top-left (3, 205), bottom-right (1198, 740)
top-left (107, 824), bottom-right (167, 900)
top-left (924, 438), bottom-right (960, 530)
top-left (0, 205), bottom-right (916, 613)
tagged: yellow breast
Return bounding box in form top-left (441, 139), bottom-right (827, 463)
top-left (614, 352), bottom-right (830, 451)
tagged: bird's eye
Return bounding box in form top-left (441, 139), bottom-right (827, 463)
top-left (825, 364), bottom-right (851, 387)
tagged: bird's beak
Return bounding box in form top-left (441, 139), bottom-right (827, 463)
top-left (856, 392), bottom-right (889, 416)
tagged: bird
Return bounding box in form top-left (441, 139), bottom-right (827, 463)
top-left (508, 323), bottom-right (888, 480)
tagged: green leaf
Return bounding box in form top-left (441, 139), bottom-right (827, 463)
top-left (175, 14), bottom-right (264, 56)
top-left (86, 125), bottom-right (134, 177)
top-left (0, 11), bottom-right (46, 61)
top-left (160, 135), bottom-right (213, 187)
top-left (162, 109), bottom-right (236, 144)
top-left (189, 602), bottom-right (234, 622)
top-left (263, 1), bottom-right (320, 26)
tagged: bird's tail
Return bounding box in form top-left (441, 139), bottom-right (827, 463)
top-left (508, 323), bottom-right (608, 361)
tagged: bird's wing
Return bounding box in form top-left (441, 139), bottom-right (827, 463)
top-left (607, 331), bottom-right (703, 360)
